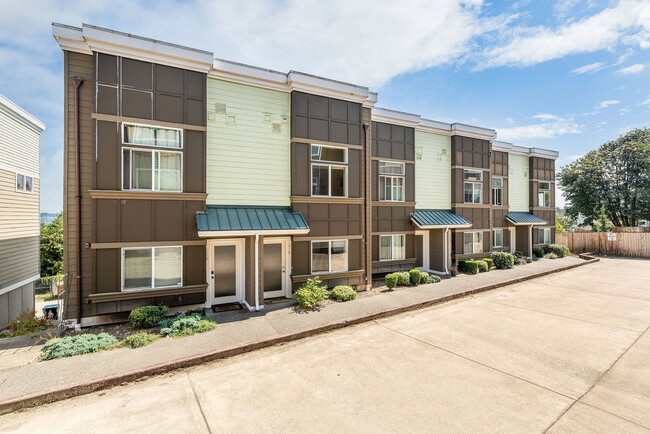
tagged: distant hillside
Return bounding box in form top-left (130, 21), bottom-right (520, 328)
top-left (40, 212), bottom-right (59, 225)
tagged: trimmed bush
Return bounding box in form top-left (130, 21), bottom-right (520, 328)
top-left (533, 248), bottom-right (544, 258)
top-left (385, 274), bottom-right (398, 289)
top-left (419, 272), bottom-right (429, 284)
top-left (331, 285), bottom-right (357, 302)
top-left (548, 244), bottom-right (570, 258)
top-left (526, 257), bottom-right (533, 263)
top-left (544, 252), bottom-right (558, 259)
top-left (396, 271), bottom-right (411, 286)
top-left (514, 251), bottom-right (523, 257)
top-left (160, 313), bottom-right (217, 337)
top-left (121, 332), bottom-right (160, 349)
top-left (458, 260), bottom-right (467, 272)
top-left (477, 261), bottom-right (488, 273)
top-left (428, 275), bottom-right (441, 284)
top-left (129, 305), bottom-right (169, 329)
top-left (482, 258), bottom-right (493, 269)
top-left (294, 277), bottom-right (329, 309)
top-left (491, 252), bottom-right (515, 269)
top-left (464, 261), bottom-right (479, 274)
top-left (40, 333), bottom-right (117, 360)
top-left (515, 257), bottom-right (527, 265)
top-left (409, 269), bottom-right (422, 285)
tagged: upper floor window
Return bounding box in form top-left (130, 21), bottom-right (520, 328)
top-left (15, 173), bottom-right (33, 193)
top-left (492, 177), bottom-right (503, 206)
top-left (379, 234), bottom-right (406, 261)
top-left (123, 124), bottom-right (182, 149)
top-left (311, 145), bottom-right (347, 197)
top-left (379, 161), bottom-right (405, 202)
top-left (538, 182), bottom-right (551, 207)
top-left (123, 148), bottom-right (182, 191)
top-left (464, 170), bottom-right (482, 204)
top-left (463, 231), bottom-right (483, 254)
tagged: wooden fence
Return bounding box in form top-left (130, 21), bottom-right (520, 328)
top-left (556, 232), bottom-right (650, 258)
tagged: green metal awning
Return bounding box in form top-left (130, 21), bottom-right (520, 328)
top-left (506, 212), bottom-right (547, 225)
top-left (411, 209), bottom-right (472, 229)
top-left (197, 206), bottom-right (309, 237)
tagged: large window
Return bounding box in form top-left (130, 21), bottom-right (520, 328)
top-left (463, 232), bottom-right (483, 254)
top-left (493, 229), bottom-right (503, 248)
top-left (15, 173), bottom-right (33, 193)
top-left (123, 149), bottom-right (182, 191)
top-left (124, 124), bottom-right (182, 149)
top-left (538, 228), bottom-right (551, 245)
top-left (379, 234), bottom-right (406, 261)
top-left (538, 182), bottom-right (551, 207)
top-left (379, 161), bottom-right (405, 202)
top-left (311, 145), bottom-right (347, 197)
top-left (122, 246), bottom-right (182, 291)
top-left (311, 240), bottom-right (348, 273)
top-left (492, 177), bottom-right (503, 206)
top-left (464, 170), bottom-right (482, 204)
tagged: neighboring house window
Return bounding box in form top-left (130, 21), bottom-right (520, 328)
top-left (538, 228), bottom-right (551, 245)
top-left (15, 173), bottom-right (33, 193)
top-left (122, 246), bottom-right (182, 291)
top-left (464, 170), bottom-right (482, 204)
top-left (463, 232), bottom-right (483, 254)
top-left (123, 124), bottom-right (182, 148)
top-left (379, 234), bottom-right (406, 261)
top-left (311, 240), bottom-right (348, 273)
top-left (492, 177), bottom-right (503, 206)
top-left (379, 161), bottom-right (405, 202)
top-left (311, 145), bottom-right (347, 197)
top-left (538, 182), bottom-right (551, 207)
top-left (493, 229), bottom-right (503, 248)
top-left (123, 148), bottom-right (182, 191)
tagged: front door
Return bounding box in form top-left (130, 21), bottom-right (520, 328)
top-left (263, 238), bottom-right (289, 299)
top-left (208, 239), bottom-right (244, 305)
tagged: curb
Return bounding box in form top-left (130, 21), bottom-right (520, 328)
top-left (0, 257), bottom-right (598, 415)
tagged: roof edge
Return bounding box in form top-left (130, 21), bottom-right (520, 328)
top-left (0, 94), bottom-right (45, 132)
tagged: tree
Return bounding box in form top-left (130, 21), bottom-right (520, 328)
top-left (40, 212), bottom-right (63, 278)
top-left (558, 129), bottom-right (650, 227)
top-left (556, 209), bottom-right (576, 232)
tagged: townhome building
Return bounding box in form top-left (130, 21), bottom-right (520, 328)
top-left (0, 94), bottom-right (45, 328)
top-left (53, 23), bottom-right (557, 326)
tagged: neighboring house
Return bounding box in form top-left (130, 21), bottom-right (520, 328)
top-left (52, 23), bottom-right (558, 326)
top-left (0, 94), bottom-right (45, 328)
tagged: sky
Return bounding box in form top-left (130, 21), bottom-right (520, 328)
top-left (1, 0), bottom-right (649, 212)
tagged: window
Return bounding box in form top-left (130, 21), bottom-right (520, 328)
top-left (464, 170), bottom-right (482, 204)
top-left (122, 246), bottom-right (182, 291)
top-left (124, 124), bottom-right (182, 149)
top-left (123, 149), bottom-right (182, 191)
top-left (463, 232), bottom-right (483, 254)
top-left (538, 182), bottom-right (551, 207)
top-left (492, 177), bottom-right (503, 206)
top-left (311, 145), bottom-right (347, 197)
top-left (379, 161), bottom-right (405, 202)
top-left (15, 174), bottom-right (33, 193)
top-left (538, 228), bottom-right (551, 245)
top-left (311, 240), bottom-right (348, 273)
top-left (379, 234), bottom-right (406, 261)
top-left (493, 229), bottom-right (503, 248)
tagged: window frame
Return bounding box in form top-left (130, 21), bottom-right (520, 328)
top-left (379, 161), bottom-right (405, 202)
top-left (464, 170), bottom-right (483, 204)
top-left (463, 231), bottom-right (484, 254)
top-left (122, 122), bottom-right (183, 150)
top-left (310, 239), bottom-right (349, 274)
top-left (121, 246), bottom-right (183, 292)
top-left (15, 173), bottom-right (34, 194)
top-left (122, 147), bottom-right (183, 192)
top-left (491, 177), bottom-right (503, 206)
top-left (310, 144), bottom-right (348, 198)
top-left (493, 229), bottom-right (503, 248)
top-left (378, 234), bottom-right (406, 261)
top-left (538, 182), bottom-right (551, 207)
top-left (311, 144), bottom-right (348, 164)
top-left (538, 228), bottom-right (551, 245)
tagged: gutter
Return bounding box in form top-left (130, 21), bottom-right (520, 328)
top-left (254, 234), bottom-right (260, 311)
top-left (72, 75), bottom-right (83, 324)
top-left (444, 227), bottom-right (450, 274)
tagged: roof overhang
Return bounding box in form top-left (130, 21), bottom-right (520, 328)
top-left (506, 217), bottom-right (548, 226)
top-left (410, 209), bottom-right (473, 229)
top-left (411, 220), bottom-right (472, 229)
top-left (493, 140), bottom-right (559, 160)
top-left (198, 228), bottom-right (310, 238)
top-left (0, 94), bottom-right (45, 133)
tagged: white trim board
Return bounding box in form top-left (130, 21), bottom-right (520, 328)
top-left (0, 94), bottom-right (46, 133)
top-left (0, 275), bottom-right (39, 297)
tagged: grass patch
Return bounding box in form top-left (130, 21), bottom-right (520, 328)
top-left (35, 292), bottom-right (57, 302)
top-left (120, 332), bottom-right (161, 348)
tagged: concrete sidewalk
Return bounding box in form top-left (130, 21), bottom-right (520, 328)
top-left (0, 255), bottom-right (590, 413)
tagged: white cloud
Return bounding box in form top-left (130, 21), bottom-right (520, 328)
top-left (567, 154), bottom-right (583, 162)
top-left (616, 63), bottom-right (645, 74)
top-left (640, 97), bottom-right (650, 106)
top-left (505, 117), bottom-right (515, 124)
top-left (619, 107), bottom-right (631, 115)
top-left (497, 118), bottom-right (581, 141)
top-left (597, 100), bottom-right (619, 109)
top-left (581, 111), bottom-right (601, 116)
top-left (571, 62), bottom-right (606, 74)
top-left (533, 113), bottom-right (561, 121)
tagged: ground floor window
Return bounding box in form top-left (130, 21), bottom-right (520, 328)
top-left (379, 234), bottom-right (406, 261)
top-left (493, 229), bottom-right (503, 248)
top-left (122, 246), bottom-right (182, 291)
top-left (311, 240), bottom-right (348, 273)
top-left (463, 232), bottom-right (483, 254)
top-left (538, 228), bottom-right (551, 245)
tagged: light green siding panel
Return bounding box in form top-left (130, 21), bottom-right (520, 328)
top-left (414, 130), bottom-right (451, 209)
top-left (508, 154), bottom-right (529, 212)
top-left (206, 79), bottom-right (291, 206)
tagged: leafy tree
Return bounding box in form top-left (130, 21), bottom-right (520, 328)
top-left (558, 129), bottom-right (650, 227)
top-left (555, 216), bottom-right (565, 234)
top-left (555, 209), bottom-right (575, 233)
top-left (40, 212), bottom-right (63, 278)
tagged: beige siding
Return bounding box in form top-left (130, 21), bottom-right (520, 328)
top-left (415, 131), bottom-right (451, 209)
top-left (0, 281), bottom-right (35, 328)
top-left (508, 154), bottom-right (529, 212)
top-left (0, 169), bottom-right (40, 240)
top-left (0, 109), bottom-right (40, 175)
top-left (0, 236), bottom-right (39, 290)
top-left (206, 78), bottom-right (291, 206)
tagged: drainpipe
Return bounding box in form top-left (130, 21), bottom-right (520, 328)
top-left (72, 76), bottom-right (84, 324)
top-left (254, 234), bottom-right (260, 311)
top-left (444, 227), bottom-right (450, 274)
top-left (529, 224), bottom-right (533, 257)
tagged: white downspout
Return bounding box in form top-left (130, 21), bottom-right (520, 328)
top-left (444, 226), bottom-right (450, 274)
top-left (528, 224), bottom-right (533, 257)
top-left (255, 234), bottom-right (260, 311)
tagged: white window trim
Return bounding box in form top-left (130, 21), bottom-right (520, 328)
top-left (492, 177), bottom-right (503, 206)
top-left (122, 122), bottom-right (183, 150)
top-left (379, 234), bottom-right (406, 261)
top-left (464, 182), bottom-right (482, 204)
top-left (15, 173), bottom-right (34, 194)
top-left (311, 163), bottom-right (348, 198)
top-left (464, 232), bottom-right (484, 254)
top-left (539, 228), bottom-right (551, 245)
top-left (122, 147), bottom-right (183, 192)
top-left (310, 144), bottom-right (348, 164)
top-left (538, 182), bottom-right (551, 207)
top-left (379, 175), bottom-right (405, 202)
top-left (121, 246), bottom-right (183, 292)
top-left (464, 170), bottom-right (483, 182)
top-left (310, 239), bottom-right (349, 274)
top-left (493, 229), bottom-right (503, 248)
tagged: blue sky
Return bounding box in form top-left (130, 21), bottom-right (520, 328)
top-left (1, 0), bottom-right (649, 212)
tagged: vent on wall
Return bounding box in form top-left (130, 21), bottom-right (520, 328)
top-left (415, 146), bottom-right (423, 160)
top-left (215, 103), bottom-right (227, 113)
top-left (227, 114), bottom-right (237, 125)
top-left (272, 123), bottom-right (281, 134)
top-left (263, 113), bottom-right (272, 123)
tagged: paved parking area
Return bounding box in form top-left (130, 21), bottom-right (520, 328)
top-left (2, 257), bottom-right (649, 433)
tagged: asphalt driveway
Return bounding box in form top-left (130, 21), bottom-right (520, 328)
top-left (2, 257), bottom-right (649, 433)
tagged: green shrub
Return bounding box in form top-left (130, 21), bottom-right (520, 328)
top-left (491, 252), bottom-right (515, 269)
top-left (409, 269), bottom-right (422, 285)
top-left (385, 274), bottom-right (397, 289)
top-left (464, 261), bottom-right (479, 274)
top-left (331, 285), bottom-right (357, 302)
top-left (121, 332), bottom-right (160, 349)
top-left (526, 257), bottom-right (533, 263)
top-left (428, 275), bottom-right (441, 283)
top-left (548, 244), bottom-right (570, 258)
top-left (515, 257), bottom-right (527, 265)
top-left (2, 310), bottom-right (52, 338)
top-left (419, 272), bottom-right (429, 284)
top-left (477, 261), bottom-right (488, 273)
top-left (396, 271), bottom-right (411, 286)
top-left (40, 333), bottom-right (117, 360)
top-left (514, 251), bottom-right (523, 257)
top-left (160, 313), bottom-right (217, 338)
top-left (129, 305), bottom-right (169, 329)
top-left (483, 258), bottom-right (493, 269)
top-left (458, 260), bottom-right (467, 272)
top-left (544, 252), bottom-right (558, 259)
top-left (294, 277), bottom-right (329, 309)
top-left (533, 248), bottom-right (544, 258)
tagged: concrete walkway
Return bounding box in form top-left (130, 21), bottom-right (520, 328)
top-left (0, 256), bottom-right (587, 411)
top-left (2, 257), bottom-right (648, 432)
